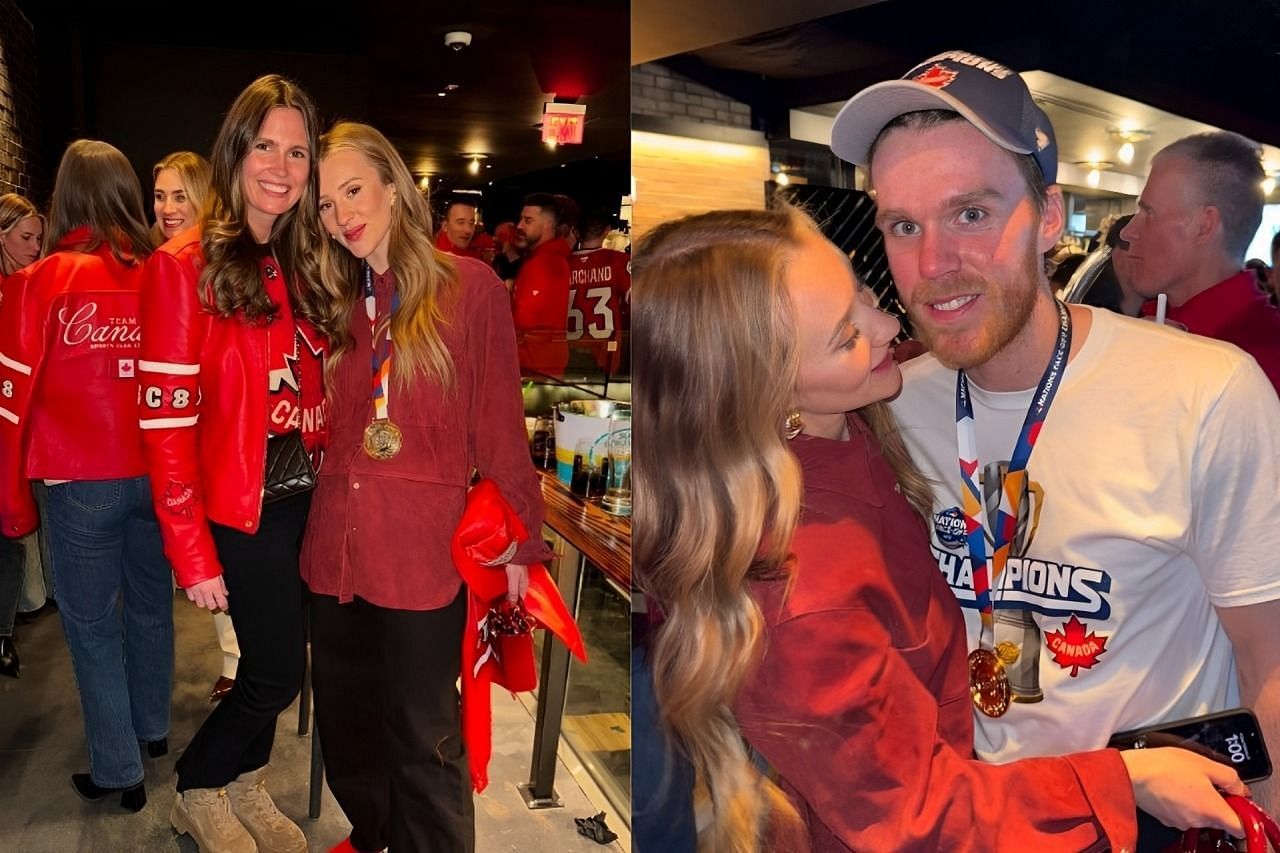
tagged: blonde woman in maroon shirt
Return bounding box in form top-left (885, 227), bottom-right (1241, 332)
top-left (307, 121), bottom-right (549, 853)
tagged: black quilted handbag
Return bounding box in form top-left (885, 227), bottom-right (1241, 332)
top-left (263, 430), bottom-right (316, 504)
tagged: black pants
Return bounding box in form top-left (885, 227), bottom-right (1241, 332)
top-left (310, 586), bottom-right (473, 853)
top-left (175, 492), bottom-right (310, 791)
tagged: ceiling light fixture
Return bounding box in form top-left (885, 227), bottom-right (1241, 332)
top-left (462, 153), bottom-right (488, 176)
top-left (1264, 177), bottom-right (1277, 196)
top-left (1075, 160), bottom-right (1115, 171)
top-left (1118, 142), bottom-right (1135, 165)
top-left (1108, 128), bottom-right (1153, 143)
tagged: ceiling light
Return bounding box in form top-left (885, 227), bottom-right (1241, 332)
top-left (444, 83), bottom-right (460, 93)
top-left (1118, 142), bottom-right (1135, 164)
top-left (1264, 177), bottom-right (1276, 196)
top-left (776, 172), bottom-right (791, 186)
top-left (419, 176), bottom-right (430, 190)
top-left (462, 153), bottom-right (488, 176)
top-left (1108, 127), bottom-right (1153, 143)
top-left (1075, 160), bottom-right (1115, 171)
top-left (1086, 169), bottom-right (1101, 188)
top-left (437, 92), bottom-right (446, 98)
top-left (468, 159), bottom-right (480, 175)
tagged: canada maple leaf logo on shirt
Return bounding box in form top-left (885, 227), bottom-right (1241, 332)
top-left (1045, 614), bottom-right (1108, 676)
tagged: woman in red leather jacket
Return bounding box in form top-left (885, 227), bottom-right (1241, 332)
top-left (304, 121), bottom-right (549, 853)
top-left (0, 140), bottom-right (168, 814)
top-left (139, 75), bottom-right (336, 853)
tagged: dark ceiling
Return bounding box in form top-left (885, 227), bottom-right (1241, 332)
top-left (640, 0), bottom-right (1280, 149)
top-left (15, 0), bottom-right (629, 219)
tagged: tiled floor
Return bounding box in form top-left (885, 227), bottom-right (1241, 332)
top-left (0, 592), bottom-right (626, 852)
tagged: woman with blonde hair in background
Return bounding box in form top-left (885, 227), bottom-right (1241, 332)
top-left (632, 206), bottom-right (1248, 853)
top-left (151, 151), bottom-right (211, 244)
top-left (0, 191), bottom-right (43, 678)
top-left (306, 120), bottom-right (547, 853)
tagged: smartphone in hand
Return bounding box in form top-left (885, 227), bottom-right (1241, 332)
top-left (1109, 708), bottom-right (1272, 783)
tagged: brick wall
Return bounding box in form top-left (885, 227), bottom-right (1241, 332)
top-left (631, 62), bottom-right (752, 129)
top-left (0, 1), bottom-right (40, 201)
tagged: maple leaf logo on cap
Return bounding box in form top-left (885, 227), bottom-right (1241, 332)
top-left (913, 63), bottom-right (959, 89)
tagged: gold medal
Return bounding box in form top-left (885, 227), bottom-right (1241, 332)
top-left (362, 420), bottom-right (403, 460)
top-left (968, 648), bottom-right (1011, 717)
top-left (995, 640), bottom-right (1021, 664)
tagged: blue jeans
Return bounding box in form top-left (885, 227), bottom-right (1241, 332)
top-left (47, 476), bottom-right (175, 788)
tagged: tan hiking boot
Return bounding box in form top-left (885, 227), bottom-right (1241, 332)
top-left (170, 787), bottom-right (258, 853)
top-left (225, 766), bottom-right (307, 853)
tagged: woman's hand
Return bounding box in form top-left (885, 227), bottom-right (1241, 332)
top-left (185, 576), bottom-right (229, 612)
top-left (1121, 746), bottom-right (1248, 836)
top-left (505, 563), bottom-right (530, 604)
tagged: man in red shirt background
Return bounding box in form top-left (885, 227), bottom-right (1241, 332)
top-left (1122, 131), bottom-right (1280, 393)
top-left (568, 209), bottom-right (630, 374)
top-left (434, 193), bottom-right (494, 263)
top-left (511, 192), bottom-right (573, 377)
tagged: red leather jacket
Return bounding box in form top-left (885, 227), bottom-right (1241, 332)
top-left (138, 229), bottom-right (328, 588)
top-left (0, 229), bottom-right (148, 535)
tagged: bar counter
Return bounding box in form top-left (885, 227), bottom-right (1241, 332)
top-left (538, 470), bottom-right (631, 588)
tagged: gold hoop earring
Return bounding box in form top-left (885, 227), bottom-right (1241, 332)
top-left (784, 410), bottom-right (804, 440)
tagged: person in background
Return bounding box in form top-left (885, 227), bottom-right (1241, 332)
top-left (140, 74), bottom-right (333, 853)
top-left (632, 206), bottom-right (1245, 852)
top-left (1082, 213), bottom-right (1145, 317)
top-left (831, 49), bottom-right (1280, 843)
top-left (492, 220), bottom-right (522, 288)
top-left (0, 193), bottom-right (44, 276)
top-left (568, 209), bottom-right (630, 373)
top-left (511, 192), bottom-right (572, 378)
top-left (1122, 131), bottom-right (1280, 391)
top-left (152, 151), bottom-right (212, 243)
top-left (0, 191), bottom-right (43, 678)
top-left (151, 150), bottom-right (238, 704)
top-left (309, 120), bottom-right (548, 853)
top-left (1269, 231), bottom-right (1280, 306)
top-left (434, 194), bottom-right (481, 259)
top-left (0, 140), bottom-right (170, 813)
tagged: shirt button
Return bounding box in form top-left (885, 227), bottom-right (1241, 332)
top-left (243, 520), bottom-right (252, 528)
top-left (352, 482), bottom-right (360, 490)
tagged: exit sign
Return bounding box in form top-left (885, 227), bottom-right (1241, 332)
top-left (542, 102), bottom-right (586, 145)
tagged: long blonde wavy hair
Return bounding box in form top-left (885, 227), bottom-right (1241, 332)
top-left (633, 206), bottom-right (932, 852)
top-left (316, 121), bottom-right (458, 389)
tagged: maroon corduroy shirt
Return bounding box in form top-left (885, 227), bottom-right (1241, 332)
top-left (301, 256), bottom-right (552, 610)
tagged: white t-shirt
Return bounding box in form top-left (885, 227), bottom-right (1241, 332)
top-left (890, 306), bottom-right (1280, 761)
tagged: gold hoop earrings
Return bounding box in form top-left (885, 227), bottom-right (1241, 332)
top-left (784, 410), bottom-right (804, 440)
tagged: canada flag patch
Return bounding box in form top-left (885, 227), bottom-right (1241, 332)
top-left (117, 359), bottom-right (135, 379)
top-left (913, 64), bottom-right (959, 89)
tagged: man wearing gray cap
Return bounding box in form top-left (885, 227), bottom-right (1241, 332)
top-left (831, 49), bottom-right (1280, 835)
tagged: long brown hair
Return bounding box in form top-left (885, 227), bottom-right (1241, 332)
top-left (46, 139), bottom-right (153, 264)
top-left (633, 206), bottom-right (931, 852)
top-left (316, 121), bottom-right (458, 389)
top-left (200, 74), bottom-right (333, 336)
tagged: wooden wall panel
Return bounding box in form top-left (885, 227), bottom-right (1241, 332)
top-left (631, 131), bottom-right (770, 240)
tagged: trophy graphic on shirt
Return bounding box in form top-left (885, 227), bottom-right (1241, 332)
top-left (983, 460), bottom-right (1045, 704)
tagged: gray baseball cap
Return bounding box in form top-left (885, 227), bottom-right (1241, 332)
top-left (830, 49), bottom-right (1058, 183)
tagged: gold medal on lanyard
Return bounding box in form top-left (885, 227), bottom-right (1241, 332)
top-left (362, 263), bottom-right (401, 460)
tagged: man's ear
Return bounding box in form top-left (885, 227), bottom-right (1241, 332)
top-left (1037, 185), bottom-right (1066, 254)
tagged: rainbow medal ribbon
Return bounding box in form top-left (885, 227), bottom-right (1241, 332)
top-left (958, 300), bottom-right (1070, 717)
top-left (362, 263), bottom-right (403, 460)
